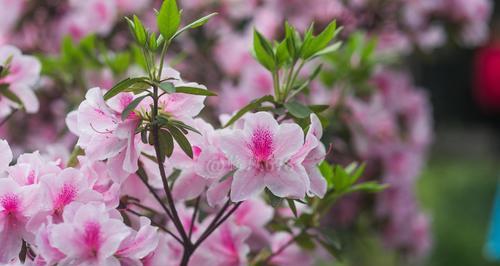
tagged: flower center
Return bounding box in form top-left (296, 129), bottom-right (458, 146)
top-left (249, 128), bottom-right (273, 163)
top-left (53, 183), bottom-right (77, 213)
top-left (83, 221), bottom-right (102, 257)
top-left (1, 193), bottom-right (20, 214)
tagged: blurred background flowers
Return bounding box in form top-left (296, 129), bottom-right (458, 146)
top-left (0, 0), bottom-right (499, 265)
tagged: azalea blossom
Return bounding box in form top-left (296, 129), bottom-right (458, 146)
top-left (220, 112), bottom-right (308, 202)
top-left (48, 202), bottom-right (131, 266)
top-left (190, 221), bottom-right (251, 266)
top-left (0, 45), bottom-right (40, 117)
top-left (0, 178), bottom-right (39, 263)
top-left (68, 88), bottom-right (141, 183)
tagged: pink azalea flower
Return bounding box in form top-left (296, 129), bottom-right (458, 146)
top-left (8, 151), bottom-right (61, 187)
top-left (269, 232), bottom-right (313, 266)
top-left (213, 33), bottom-right (253, 76)
top-left (217, 63), bottom-right (273, 114)
top-left (0, 178), bottom-right (39, 263)
top-left (290, 114), bottom-right (327, 198)
top-left (190, 221), bottom-right (251, 266)
top-left (219, 112), bottom-right (308, 202)
top-left (78, 156), bottom-right (122, 208)
top-left (60, 0), bottom-right (117, 41)
top-left (150, 68), bottom-right (207, 121)
top-left (115, 217), bottom-right (160, 264)
top-left (170, 118), bottom-right (233, 202)
top-left (34, 221), bottom-right (66, 265)
top-left (142, 234), bottom-right (182, 266)
top-left (0, 139), bottom-right (12, 172)
top-left (233, 198), bottom-right (274, 247)
top-left (0, 45), bottom-right (40, 116)
top-left (0, 0), bottom-right (24, 44)
top-left (70, 88), bottom-right (142, 182)
top-left (116, 0), bottom-right (152, 14)
top-left (37, 168), bottom-right (103, 222)
top-left (49, 202), bottom-right (131, 266)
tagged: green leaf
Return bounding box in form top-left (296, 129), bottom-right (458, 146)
top-left (125, 16), bottom-right (136, 34)
top-left (315, 229), bottom-right (343, 260)
top-left (287, 199), bottom-right (298, 218)
top-left (0, 85), bottom-right (22, 106)
top-left (319, 161), bottom-right (334, 188)
top-left (350, 162), bottom-right (366, 183)
top-left (157, 0), bottom-right (181, 41)
top-left (295, 233), bottom-right (316, 250)
top-left (121, 95), bottom-right (147, 120)
top-left (140, 130), bottom-right (148, 144)
top-left (158, 129), bottom-right (174, 161)
top-left (332, 165), bottom-right (351, 192)
top-left (348, 182), bottom-right (388, 193)
top-left (128, 81), bottom-right (151, 94)
top-left (148, 32), bottom-right (158, 50)
top-left (284, 100), bottom-right (312, 119)
top-left (133, 15), bottom-right (147, 45)
top-left (172, 12), bottom-right (218, 39)
top-left (284, 22), bottom-right (300, 60)
top-left (159, 82), bottom-right (176, 93)
top-left (170, 120), bottom-right (201, 135)
top-left (253, 30), bottom-right (275, 71)
top-left (301, 21), bottom-right (338, 59)
top-left (106, 52), bottom-right (131, 75)
top-left (361, 37), bottom-right (377, 62)
top-left (265, 188), bottom-right (282, 207)
top-left (174, 86), bottom-right (217, 96)
top-left (223, 95), bottom-right (274, 128)
top-left (166, 125), bottom-right (193, 158)
top-left (276, 39), bottom-right (290, 66)
top-left (308, 104), bottom-right (329, 113)
top-left (311, 42), bottom-right (342, 58)
top-left (104, 77), bottom-right (149, 100)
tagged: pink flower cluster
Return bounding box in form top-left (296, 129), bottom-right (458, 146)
top-left (0, 135), bottom-right (316, 265)
top-left (2, 65), bottom-right (329, 264)
top-left (66, 68), bottom-right (327, 204)
top-left (343, 69), bottom-right (433, 256)
top-left (59, 0), bottom-right (152, 42)
top-left (0, 45), bottom-right (40, 118)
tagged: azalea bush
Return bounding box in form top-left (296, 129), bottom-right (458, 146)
top-left (0, 1), bottom-right (389, 265)
top-left (0, 0), bottom-right (494, 265)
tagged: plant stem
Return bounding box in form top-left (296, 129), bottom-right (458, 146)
top-left (193, 201), bottom-right (242, 249)
top-left (136, 165), bottom-right (174, 221)
top-left (157, 42), bottom-right (169, 81)
top-left (189, 197), bottom-right (201, 240)
top-left (272, 70), bottom-right (281, 102)
top-left (263, 228), bottom-right (306, 264)
top-left (151, 84), bottom-right (189, 243)
top-left (126, 208), bottom-right (183, 244)
top-left (284, 60), bottom-right (305, 99)
top-left (283, 60), bottom-right (297, 97)
top-left (0, 109), bottom-right (17, 127)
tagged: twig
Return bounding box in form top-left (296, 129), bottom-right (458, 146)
top-left (188, 197), bottom-right (201, 240)
top-left (126, 208), bottom-right (183, 244)
top-left (136, 165), bottom-right (175, 224)
top-left (0, 109), bottom-right (17, 127)
top-left (263, 228), bottom-right (306, 264)
top-left (151, 84), bottom-right (189, 242)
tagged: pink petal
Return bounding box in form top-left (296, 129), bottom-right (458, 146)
top-left (172, 172), bottom-right (208, 201)
top-left (0, 139), bottom-right (12, 172)
top-left (207, 177), bottom-right (232, 207)
top-left (264, 167), bottom-right (308, 199)
top-left (273, 123), bottom-right (304, 160)
top-left (230, 169), bottom-right (266, 202)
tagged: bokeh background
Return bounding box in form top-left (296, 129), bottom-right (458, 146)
top-left (1, 0), bottom-right (500, 265)
top-left (407, 3), bottom-right (500, 266)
